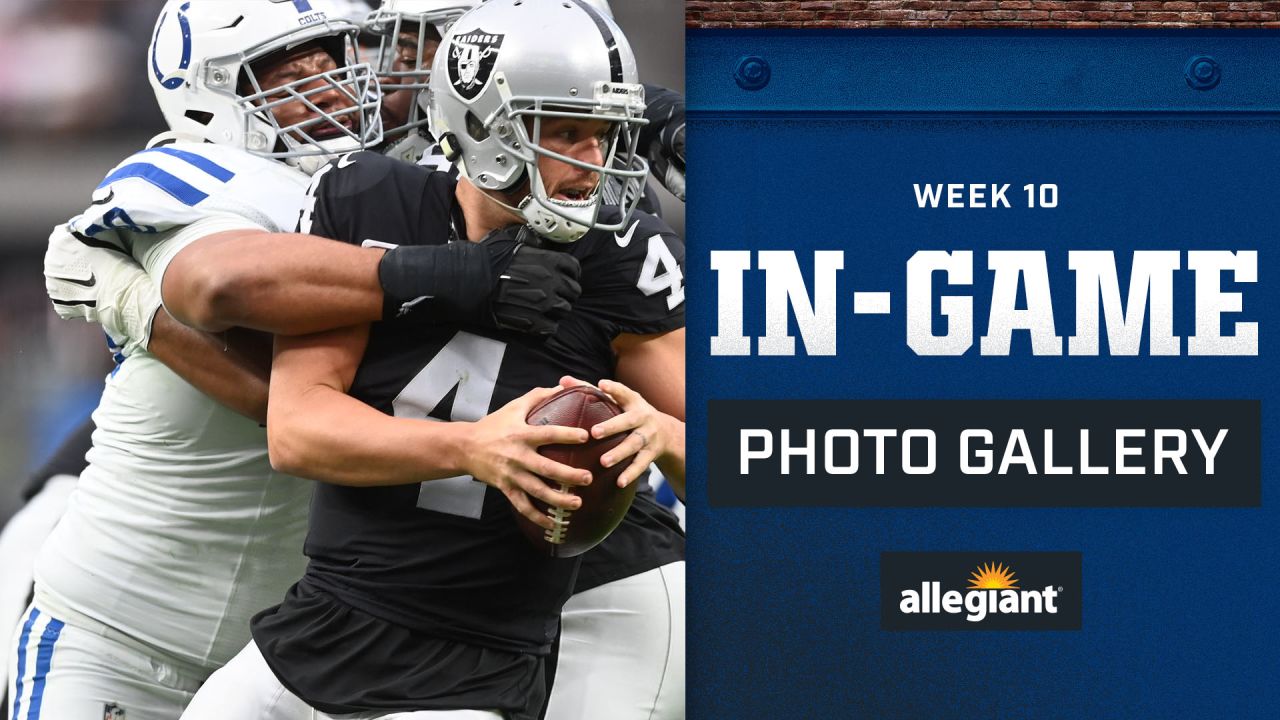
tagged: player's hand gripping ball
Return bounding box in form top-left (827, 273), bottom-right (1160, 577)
top-left (516, 386), bottom-right (637, 557)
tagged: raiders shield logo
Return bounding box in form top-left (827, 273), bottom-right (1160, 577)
top-left (448, 29), bottom-right (505, 100)
top-left (103, 703), bottom-right (126, 720)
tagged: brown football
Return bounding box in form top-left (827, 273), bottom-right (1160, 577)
top-left (515, 386), bottom-right (637, 558)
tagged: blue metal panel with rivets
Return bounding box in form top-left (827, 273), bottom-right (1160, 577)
top-left (685, 30), bottom-right (1280, 720)
top-left (689, 30), bottom-right (1280, 114)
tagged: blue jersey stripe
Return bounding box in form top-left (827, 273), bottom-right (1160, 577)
top-left (142, 147), bottom-right (235, 183)
top-left (97, 163), bottom-right (209, 206)
top-left (11, 607), bottom-right (39, 720)
top-left (26, 616), bottom-right (65, 720)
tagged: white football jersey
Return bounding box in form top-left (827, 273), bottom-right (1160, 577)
top-left (35, 137), bottom-right (314, 672)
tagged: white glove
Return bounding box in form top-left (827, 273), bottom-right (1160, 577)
top-left (45, 226), bottom-right (162, 357)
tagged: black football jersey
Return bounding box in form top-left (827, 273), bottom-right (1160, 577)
top-left (254, 152), bottom-right (684, 713)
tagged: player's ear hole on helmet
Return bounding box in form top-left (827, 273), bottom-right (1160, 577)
top-left (466, 111), bottom-right (490, 142)
top-left (184, 110), bottom-right (214, 126)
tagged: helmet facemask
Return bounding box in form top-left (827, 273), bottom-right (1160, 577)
top-left (477, 77), bottom-right (648, 243)
top-left (230, 28), bottom-right (381, 173)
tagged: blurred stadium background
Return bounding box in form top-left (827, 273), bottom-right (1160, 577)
top-left (0, 0), bottom-right (683, 523)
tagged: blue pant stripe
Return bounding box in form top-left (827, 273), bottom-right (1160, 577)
top-left (142, 147), bottom-right (235, 183)
top-left (25, 616), bottom-right (65, 720)
top-left (11, 607), bottom-right (39, 720)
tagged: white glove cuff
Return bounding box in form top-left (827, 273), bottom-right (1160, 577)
top-left (114, 273), bottom-right (163, 356)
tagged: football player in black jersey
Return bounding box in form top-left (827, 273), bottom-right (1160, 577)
top-left (361, 3), bottom-right (688, 718)
top-left (177, 1), bottom-right (685, 719)
top-left (361, 2), bottom-right (688, 718)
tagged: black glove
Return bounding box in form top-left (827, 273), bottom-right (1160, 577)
top-left (377, 232), bottom-right (581, 336)
top-left (641, 83), bottom-right (686, 201)
top-left (481, 228), bottom-right (582, 336)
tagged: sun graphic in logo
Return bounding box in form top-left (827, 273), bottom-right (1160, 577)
top-left (968, 562), bottom-right (1019, 590)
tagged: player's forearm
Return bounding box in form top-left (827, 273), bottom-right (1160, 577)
top-left (164, 230), bottom-right (385, 334)
top-left (267, 387), bottom-right (471, 486)
top-left (148, 310), bottom-right (272, 423)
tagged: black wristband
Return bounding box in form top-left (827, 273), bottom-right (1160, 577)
top-left (378, 242), bottom-right (494, 321)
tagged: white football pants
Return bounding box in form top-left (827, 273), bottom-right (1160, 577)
top-left (544, 561), bottom-right (685, 720)
top-left (7, 603), bottom-right (203, 720)
top-left (179, 640), bottom-right (502, 720)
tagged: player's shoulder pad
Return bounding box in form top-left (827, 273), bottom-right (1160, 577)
top-left (573, 208), bottom-right (686, 319)
top-left (66, 141), bottom-right (304, 252)
top-left (577, 208), bottom-right (684, 265)
top-left (301, 151), bottom-right (451, 241)
top-left (311, 150), bottom-right (430, 202)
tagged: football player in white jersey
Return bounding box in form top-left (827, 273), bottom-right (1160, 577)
top-left (11, 2), bottom-right (582, 719)
top-left (9, 4), bottom-right (381, 719)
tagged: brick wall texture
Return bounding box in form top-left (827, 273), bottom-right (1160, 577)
top-left (686, 1), bottom-right (1280, 28)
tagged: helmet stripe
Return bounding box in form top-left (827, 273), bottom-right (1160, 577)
top-left (569, 0), bottom-right (624, 84)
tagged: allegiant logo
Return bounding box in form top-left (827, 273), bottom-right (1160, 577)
top-left (899, 562), bottom-right (1061, 623)
top-left (881, 552), bottom-right (1081, 631)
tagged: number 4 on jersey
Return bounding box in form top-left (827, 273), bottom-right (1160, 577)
top-left (637, 235), bottom-right (685, 310)
top-left (392, 332), bottom-right (507, 519)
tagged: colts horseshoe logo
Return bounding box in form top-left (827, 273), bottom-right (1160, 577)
top-left (150, 1), bottom-right (193, 91)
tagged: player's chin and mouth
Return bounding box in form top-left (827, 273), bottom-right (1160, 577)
top-left (304, 114), bottom-right (358, 142)
top-left (550, 183), bottom-right (599, 207)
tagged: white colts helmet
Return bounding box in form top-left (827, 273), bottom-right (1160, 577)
top-left (148, 0), bottom-right (382, 174)
top-left (430, 0), bottom-right (648, 243)
top-left (365, 0), bottom-right (474, 157)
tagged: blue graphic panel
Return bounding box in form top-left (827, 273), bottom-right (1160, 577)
top-left (687, 30), bottom-right (1280, 719)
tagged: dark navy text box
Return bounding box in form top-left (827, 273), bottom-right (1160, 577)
top-left (708, 399), bottom-right (1260, 506)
